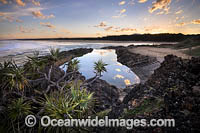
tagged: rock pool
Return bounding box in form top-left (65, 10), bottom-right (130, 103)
top-left (60, 49), bottom-right (140, 88)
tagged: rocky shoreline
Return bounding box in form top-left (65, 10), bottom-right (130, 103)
top-left (101, 45), bottom-right (200, 132)
top-left (116, 47), bottom-right (160, 83)
top-left (102, 45), bottom-right (161, 83)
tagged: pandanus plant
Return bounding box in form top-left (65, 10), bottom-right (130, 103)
top-left (94, 59), bottom-right (108, 77)
top-left (43, 87), bottom-right (93, 119)
top-left (0, 61), bottom-right (29, 92)
top-left (50, 48), bottom-right (60, 62)
top-left (2, 98), bottom-right (32, 132)
top-left (40, 82), bottom-right (93, 132)
top-left (67, 59), bottom-right (80, 72)
top-left (26, 54), bottom-right (46, 72)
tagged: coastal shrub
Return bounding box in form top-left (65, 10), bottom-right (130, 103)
top-left (26, 56), bottom-right (46, 72)
top-left (122, 98), bottom-right (164, 118)
top-left (8, 98), bottom-right (32, 121)
top-left (0, 98), bottom-right (32, 132)
top-left (41, 84), bottom-right (93, 119)
top-left (50, 48), bottom-right (60, 61)
top-left (38, 83), bottom-right (94, 132)
top-left (67, 59), bottom-right (80, 72)
top-left (0, 61), bottom-right (29, 91)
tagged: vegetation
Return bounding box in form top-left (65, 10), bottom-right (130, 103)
top-left (94, 59), bottom-right (108, 76)
top-left (42, 87), bottom-right (93, 119)
top-left (0, 60), bottom-right (29, 91)
top-left (67, 59), bottom-right (80, 72)
top-left (171, 38), bottom-right (200, 57)
top-left (50, 47), bottom-right (61, 61)
top-left (26, 52), bottom-right (46, 72)
top-left (0, 49), bottom-right (109, 132)
top-left (0, 98), bottom-right (32, 132)
top-left (173, 38), bottom-right (200, 49)
top-left (184, 47), bottom-right (200, 57)
top-left (122, 98), bottom-right (164, 118)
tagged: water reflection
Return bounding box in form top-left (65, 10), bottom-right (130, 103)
top-left (113, 74), bottom-right (124, 79)
top-left (124, 79), bottom-right (131, 86)
top-left (60, 49), bottom-right (140, 88)
top-left (115, 68), bottom-right (121, 72)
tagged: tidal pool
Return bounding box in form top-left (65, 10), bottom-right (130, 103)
top-left (60, 49), bottom-right (140, 88)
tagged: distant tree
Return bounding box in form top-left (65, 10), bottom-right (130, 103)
top-left (94, 60), bottom-right (108, 77)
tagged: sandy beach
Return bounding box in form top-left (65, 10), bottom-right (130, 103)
top-left (128, 47), bottom-right (191, 62)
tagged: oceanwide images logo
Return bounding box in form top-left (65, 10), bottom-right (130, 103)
top-left (25, 115), bottom-right (175, 129)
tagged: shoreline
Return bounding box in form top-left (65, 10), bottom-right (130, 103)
top-left (111, 45), bottom-right (192, 84)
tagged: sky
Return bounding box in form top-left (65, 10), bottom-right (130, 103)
top-left (0, 0), bottom-right (200, 39)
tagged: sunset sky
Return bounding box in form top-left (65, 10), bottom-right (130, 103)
top-left (0, 0), bottom-right (200, 39)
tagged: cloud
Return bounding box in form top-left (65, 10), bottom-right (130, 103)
top-left (156, 6), bottom-right (170, 15)
top-left (138, 0), bottom-right (148, 3)
top-left (32, 10), bottom-right (43, 18)
top-left (94, 21), bottom-right (107, 28)
top-left (15, 0), bottom-right (26, 7)
top-left (32, 11), bottom-right (55, 19)
top-left (119, 1), bottom-right (126, 5)
top-left (120, 9), bottom-right (126, 14)
top-left (60, 28), bottom-right (70, 34)
top-left (104, 26), bottom-right (113, 31)
top-left (156, 11), bottom-right (164, 15)
top-left (191, 19), bottom-right (200, 24)
top-left (112, 9), bottom-right (127, 19)
top-left (144, 26), bottom-right (160, 32)
top-left (149, 0), bottom-right (171, 13)
top-left (112, 14), bottom-right (127, 18)
top-left (40, 22), bottom-right (55, 28)
top-left (128, 0), bottom-right (135, 6)
top-left (5, 16), bottom-right (14, 22)
top-left (115, 68), bottom-right (121, 72)
top-left (96, 33), bottom-right (101, 36)
top-left (114, 74), bottom-right (124, 79)
top-left (46, 14), bottom-right (55, 19)
top-left (0, 0), bottom-right (8, 4)
top-left (16, 19), bottom-right (23, 23)
top-left (94, 21), bottom-right (137, 33)
top-left (0, 7), bottom-right (45, 21)
top-left (124, 79), bottom-right (131, 85)
top-left (32, 0), bottom-right (40, 6)
top-left (176, 22), bottom-right (186, 27)
top-left (0, 12), bottom-right (14, 22)
top-left (18, 26), bottom-right (34, 33)
top-left (175, 10), bottom-right (183, 14)
top-left (115, 28), bottom-right (137, 32)
top-left (104, 25), bottom-right (137, 33)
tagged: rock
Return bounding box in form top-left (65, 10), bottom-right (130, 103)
top-left (115, 47), bottom-right (158, 82)
top-left (0, 106), bottom-right (5, 112)
top-left (120, 54), bottom-right (200, 132)
top-left (101, 46), bottom-right (126, 49)
top-left (192, 86), bottom-right (200, 96)
top-left (87, 78), bottom-right (121, 112)
top-left (56, 48), bottom-right (93, 66)
top-left (127, 44), bottom-right (135, 48)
